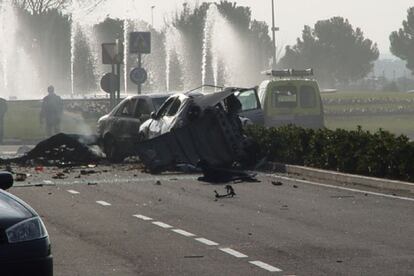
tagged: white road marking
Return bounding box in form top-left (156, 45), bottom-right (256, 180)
top-left (249, 261), bottom-right (282, 272)
top-left (133, 214), bottom-right (153, 221)
top-left (132, 215), bottom-right (286, 273)
top-left (195, 238), bottom-right (219, 246)
top-left (152, 221), bottom-right (173, 228)
top-left (219, 248), bottom-right (248, 258)
top-left (172, 229), bottom-right (195, 237)
top-left (96, 200), bottom-right (111, 206)
top-left (67, 190), bottom-right (80, 194)
top-left (270, 175), bottom-right (414, 202)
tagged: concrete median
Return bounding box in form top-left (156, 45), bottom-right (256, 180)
top-left (269, 162), bottom-right (414, 194)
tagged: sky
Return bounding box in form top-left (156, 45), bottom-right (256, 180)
top-left (139, 0), bottom-right (414, 59)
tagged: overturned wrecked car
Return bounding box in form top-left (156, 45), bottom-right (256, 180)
top-left (135, 86), bottom-right (263, 173)
top-left (97, 93), bottom-right (170, 161)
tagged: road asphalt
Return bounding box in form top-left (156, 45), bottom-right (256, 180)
top-left (7, 164), bottom-right (414, 276)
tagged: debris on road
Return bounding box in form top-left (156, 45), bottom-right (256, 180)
top-left (80, 169), bottom-right (97, 175)
top-left (15, 173), bottom-right (27, 182)
top-left (52, 172), bottom-right (66, 179)
top-left (154, 180), bottom-right (162, 185)
top-left (214, 185), bottom-right (236, 199)
top-left (2, 133), bottom-right (103, 167)
top-left (271, 181), bottom-right (283, 186)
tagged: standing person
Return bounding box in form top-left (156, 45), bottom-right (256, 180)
top-left (0, 97), bottom-right (7, 144)
top-left (40, 85), bottom-right (63, 137)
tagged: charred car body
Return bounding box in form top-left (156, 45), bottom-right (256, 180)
top-left (136, 87), bottom-right (263, 173)
top-left (97, 93), bottom-right (170, 161)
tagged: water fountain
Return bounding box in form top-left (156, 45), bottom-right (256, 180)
top-left (0, 1), bottom-right (42, 99)
top-left (0, 0), bottom-right (261, 99)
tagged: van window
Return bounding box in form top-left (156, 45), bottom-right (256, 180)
top-left (272, 86), bottom-right (297, 108)
top-left (237, 90), bottom-right (259, 111)
top-left (300, 86), bottom-right (317, 108)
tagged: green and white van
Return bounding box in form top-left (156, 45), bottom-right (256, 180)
top-left (257, 69), bottom-right (324, 129)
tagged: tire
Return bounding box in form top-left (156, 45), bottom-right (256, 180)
top-left (104, 136), bottom-right (124, 163)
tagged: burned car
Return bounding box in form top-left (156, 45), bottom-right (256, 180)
top-left (97, 93), bottom-right (170, 161)
top-left (139, 87), bottom-right (263, 140)
top-left (136, 87), bottom-right (263, 173)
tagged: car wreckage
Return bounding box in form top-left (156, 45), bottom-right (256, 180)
top-left (135, 86), bottom-right (263, 173)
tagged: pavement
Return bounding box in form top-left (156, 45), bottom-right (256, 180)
top-left (7, 164), bottom-right (414, 276)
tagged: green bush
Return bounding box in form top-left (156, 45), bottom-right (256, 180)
top-left (245, 125), bottom-right (414, 182)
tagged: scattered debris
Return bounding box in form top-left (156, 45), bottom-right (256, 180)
top-left (15, 173), bottom-right (27, 182)
top-left (280, 204), bottom-right (289, 210)
top-left (272, 181), bottom-right (283, 186)
top-left (87, 182), bottom-right (97, 186)
top-left (52, 172), bottom-right (66, 179)
top-left (154, 180), bottom-right (162, 185)
top-left (214, 185), bottom-right (236, 199)
top-left (80, 170), bottom-right (97, 175)
top-left (293, 185), bottom-right (298, 188)
top-left (2, 133), bottom-right (103, 167)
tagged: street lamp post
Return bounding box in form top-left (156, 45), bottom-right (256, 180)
top-left (271, 0), bottom-right (279, 68)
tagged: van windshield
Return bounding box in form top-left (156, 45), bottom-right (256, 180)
top-left (272, 86), bottom-right (297, 108)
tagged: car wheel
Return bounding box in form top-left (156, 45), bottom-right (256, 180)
top-left (104, 136), bottom-right (124, 162)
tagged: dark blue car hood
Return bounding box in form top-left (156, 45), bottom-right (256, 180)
top-left (0, 190), bottom-right (35, 229)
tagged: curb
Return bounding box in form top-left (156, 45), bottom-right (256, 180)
top-left (268, 162), bottom-right (414, 194)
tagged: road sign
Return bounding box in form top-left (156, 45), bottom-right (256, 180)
top-left (129, 32), bottom-right (151, 54)
top-left (100, 73), bottom-right (119, 93)
top-left (102, 43), bottom-right (123, 64)
top-left (130, 67), bottom-right (147, 85)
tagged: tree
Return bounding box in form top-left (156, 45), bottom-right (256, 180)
top-left (280, 17), bottom-right (379, 87)
top-left (13, 0), bottom-right (68, 15)
top-left (390, 7), bottom-right (414, 74)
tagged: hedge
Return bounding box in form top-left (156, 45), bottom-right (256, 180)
top-left (245, 125), bottom-right (414, 182)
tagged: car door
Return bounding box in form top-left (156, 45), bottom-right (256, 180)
top-left (236, 88), bottom-right (264, 125)
top-left (114, 99), bottom-right (137, 143)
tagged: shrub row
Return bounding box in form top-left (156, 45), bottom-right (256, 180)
top-left (245, 125), bottom-right (414, 182)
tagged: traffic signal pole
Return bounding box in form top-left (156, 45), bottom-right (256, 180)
top-left (137, 54), bottom-right (142, 95)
